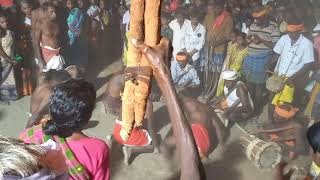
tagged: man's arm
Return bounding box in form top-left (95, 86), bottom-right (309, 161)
top-left (32, 25), bottom-right (46, 66)
top-left (133, 38), bottom-right (205, 180)
top-left (26, 91), bottom-right (50, 128)
top-left (286, 62), bottom-right (314, 87)
top-left (225, 84), bottom-right (251, 115)
top-left (267, 52), bottom-right (280, 69)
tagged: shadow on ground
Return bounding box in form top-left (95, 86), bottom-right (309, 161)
top-left (166, 142), bottom-right (244, 180)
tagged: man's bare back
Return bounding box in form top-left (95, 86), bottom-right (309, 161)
top-left (32, 2), bottom-right (60, 67)
top-left (27, 69), bottom-right (71, 127)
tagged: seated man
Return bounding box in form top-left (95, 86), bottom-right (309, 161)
top-left (217, 70), bottom-right (253, 125)
top-left (159, 96), bottom-right (226, 161)
top-left (27, 69), bottom-right (71, 127)
top-left (171, 52), bottom-right (200, 94)
top-left (253, 104), bottom-right (308, 160)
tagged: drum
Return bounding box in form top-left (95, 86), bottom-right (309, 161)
top-left (240, 134), bottom-right (282, 169)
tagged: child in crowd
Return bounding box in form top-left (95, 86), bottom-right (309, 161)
top-left (16, 0), bottom-right (35, 97)
top-left (216, 30), bottom-right (241, 96)
top-left (169, 7), bottom-right (190, 60)
top-left (182, 9), bottom-right (206, 72)
top-left (100, 0), bottom-right (111, 28)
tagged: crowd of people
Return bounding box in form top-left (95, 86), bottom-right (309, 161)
top-left (2, 0), bottom-right (320, 179)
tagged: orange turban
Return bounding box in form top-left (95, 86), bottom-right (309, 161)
top-left (176, 54), bottom-right (187, 61)
top-left (286, 24), bottom-right (305, 32)
top-left (275, 105), bottom-right (299, 119)
top-left (252, 6), bottom-right (272, 18)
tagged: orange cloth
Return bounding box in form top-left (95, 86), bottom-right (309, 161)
top-left (191, 124), bottom-right (211, 156)
top-left (113, 120), bottom-right (151, 146)
top-left (42, 47), bottom-right (60, 64)
top-left (286, 24), bottom-right (305, 32)
top-left (252, 6), bottom-right (272, 18)
top-left (275, 105), bottom-right (298, 119)
top-left (213, 10), bottom-right (230, 29)
top-left (176, 54), bottom-right (187, 61)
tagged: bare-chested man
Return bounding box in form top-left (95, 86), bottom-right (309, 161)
top-left (27, 69), bottom-right (73, 127)
top-left (31, 2), bottom-right (65, 74)
top-left (103, 71), bottom-right (225, 164)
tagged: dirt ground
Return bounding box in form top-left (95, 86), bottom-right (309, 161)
top-left (0, 12), bottom-right (309, 180)
top-left (0, 51), bottom-right (279, 180)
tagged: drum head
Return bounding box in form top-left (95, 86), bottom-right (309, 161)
top-left (258, 145), bottom-right (282, 169)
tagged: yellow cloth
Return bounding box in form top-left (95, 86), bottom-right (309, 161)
top-left (123, 32), bottom-right (130, 66)
top-left (311, 161), bottom-right (320, 177)
top-left (229, 46), bottom-right (248, 72)
top-left (216, 44), bottom-right (247, 97)
top-left (272, 84), bottom-right (295, 105)
top-left (305, 83), bottom-right (320, 118)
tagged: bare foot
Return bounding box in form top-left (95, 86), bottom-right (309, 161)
top-left (122, 146), bottom-right (132, 165)
top-left (153, 147), bottom-right (160, 154)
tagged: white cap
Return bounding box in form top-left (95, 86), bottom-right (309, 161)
top-left (222, 70), bottom-right (238, 81)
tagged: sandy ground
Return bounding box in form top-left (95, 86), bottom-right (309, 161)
top-left (0, 12), bottom-right (283, 180)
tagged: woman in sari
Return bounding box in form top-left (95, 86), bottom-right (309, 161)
top-left (20, 79), bottom-right (110, 180)
top-left (0, 13), bottom-right (18, 103)
top-left (66, 0), bottom-right (88, 72)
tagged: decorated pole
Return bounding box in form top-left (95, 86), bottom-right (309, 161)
top-left (120, 0), bottom-right (160, 141)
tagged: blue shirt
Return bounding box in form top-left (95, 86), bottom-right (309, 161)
top-left (170, 61), bottom-right (200, 86)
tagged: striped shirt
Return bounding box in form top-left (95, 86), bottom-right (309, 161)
top-left (248, 21), bottom-right (280, 55)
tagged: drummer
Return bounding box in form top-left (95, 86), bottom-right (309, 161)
top-left (252, 104), bottom-right (308, 160)
top-left (218, 70), bottom-right (254, 125)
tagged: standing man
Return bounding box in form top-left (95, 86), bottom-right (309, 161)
top-left (182, 9), bottom-right (206, 73)
top-left (201, 0), bottom-right (233, 102)
top-left (268, 17), bottom-right (314, 121)
top-left (169, 7), bottom-right (189, 59)
top-left (32, 2), bottom-right (65, 74)
top-left (242, 5), bottom-right (280, 116)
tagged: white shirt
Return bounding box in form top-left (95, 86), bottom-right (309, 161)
top-left (262, 0), bottom-right (272, 5)
top-left (24, 17), bottom-right (31, 26)
top-left (241, 23), bottom-right (249, 34)
top-left (184, 21), bottom-right (206, 61)
top-left (273, 34), bottom-right (314, 77)
top-left (122, 10), bottom-right (130, 32)
top-left (169, 19), bottom-right (190, 58)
